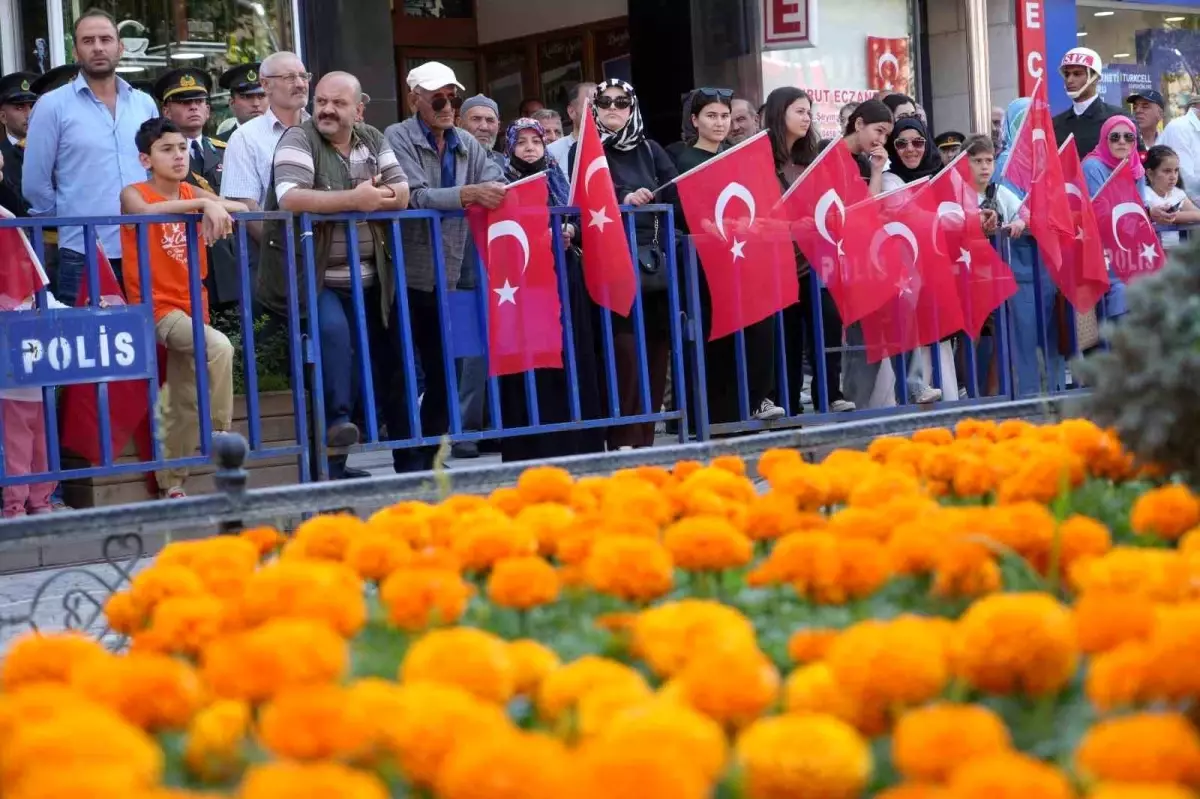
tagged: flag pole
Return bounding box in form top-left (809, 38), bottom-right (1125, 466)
top-left (650, 129), bottom-right (772, 197)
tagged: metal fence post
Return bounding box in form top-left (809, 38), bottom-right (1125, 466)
top-left (213, 432), bottom-right (249, 534)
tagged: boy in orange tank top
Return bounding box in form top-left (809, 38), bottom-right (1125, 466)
top-left (120, 118), bottom-right (248, 499)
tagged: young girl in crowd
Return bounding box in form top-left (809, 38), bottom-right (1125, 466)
top-left (839, 99), bottom-right (896, 410)
top-left (1142, 144), bottom-right (1200, 249)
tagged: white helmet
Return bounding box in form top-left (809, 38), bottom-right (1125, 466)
top-left (1060, 47), bottom-right (1103, 99)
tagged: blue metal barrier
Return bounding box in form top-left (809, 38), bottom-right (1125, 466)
top-left (1, 206), bottom-right (1183, 504)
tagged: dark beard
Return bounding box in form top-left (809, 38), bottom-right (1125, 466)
top-left (82, 59), bottom-right (116, 79)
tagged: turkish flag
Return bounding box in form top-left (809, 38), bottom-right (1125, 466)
top-left (776, 137), bottom-right (870, 320)
top-left (568, 98), bottom-right (637, 317)
top-left (60, 244), bottom-right (157, 468)
top-left (1091, 158), bottom-right (1166, 283)
top-left (468, 173), bottom-right (564, 377)
top-left (999, 79), bottom-right (1074, 272)
top-left (928, 154), bottom-right (1017, 340)
top-left (675, 131), bottom-right (798, 341)
top-left (0, 204), bottom-right (49, 310)
top-left (1057, 136), bottom-right (1110, 311)
top-left (866, 36), bottom-right (911, 94)
top-left (836, 178), bottom-right (918, 325)
top-left (851, 179), bottom-right (963, 361)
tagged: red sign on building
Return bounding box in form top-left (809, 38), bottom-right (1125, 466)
top-left (1016, 0), bottom-right (1047, 94)
top-left (762, 0), bottom-right (818, 50)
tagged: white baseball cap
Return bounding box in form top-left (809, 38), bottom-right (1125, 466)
top-left (406, 61), bottom-right (465, 92)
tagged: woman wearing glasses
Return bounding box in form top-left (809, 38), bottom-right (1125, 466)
top-left (569, 79), bottom-right (679, 449)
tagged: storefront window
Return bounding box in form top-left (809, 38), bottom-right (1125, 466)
top-left (404, 0), bottom-right (471, 18)
top-left (19, 0), bottom-right (52, 72)
top-left (761, 0), bottom-right (915, 139)
top-left (62, 0), bottom-right (294, 127)
top-left (1077, 2), bottom-right (1200, 124)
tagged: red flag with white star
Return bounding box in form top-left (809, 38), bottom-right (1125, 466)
top-left (675, 130), bottom-right (798, 340)
top-left (468, 173), bottom-right (564, 378)
top-left (1057, 135), bottom-right (1110, 311)
top-left (927, 153), bottom-right (1017, 340)
top-left (568, 99), bottom-right (637, 317)
top-left (1091, 157), bottom-right (1165, 284)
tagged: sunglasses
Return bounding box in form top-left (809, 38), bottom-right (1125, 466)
top-left (895, 137), bottom-right (926, 150)
top-left (429, 93), bottom-right (464, 112)
top-left (1108, 131), bottom-right (1136, 143)
top-left (595, 95), bottom-right (633, 110)
top-left (696, 87), bottom-right (734, 102)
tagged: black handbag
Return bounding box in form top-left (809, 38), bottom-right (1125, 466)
top-left (636, 215), bottom-right (670, 293)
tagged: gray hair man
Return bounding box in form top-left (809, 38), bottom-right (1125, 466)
top-left (459, 94), bottom-right (504, 169)
top-left (385, 61), bottom-right (505, 472)
top-left (546, 81), bottom-right (596, 177)
top-left (532, 108), bottom-right (563, 143)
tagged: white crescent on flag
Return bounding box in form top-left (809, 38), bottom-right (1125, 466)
top-left (869, 221), bottom-right (920, 267)
top-left (878, 51), bottom-right (900, 81)
top-left (1110, 202), bottom-right (1150, 253)
top-left (584, 156), bottom-right (610, 192)
top-left (931, 201), bottom-right (965, 256)
top-left (487, 219), bottom-right (531, 273)
top-left (814, 189), bottom-right (844, 247)
top-left (714, 182), bottom-right (756, 241)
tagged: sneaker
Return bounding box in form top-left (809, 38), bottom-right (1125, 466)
top-left (753, 399), bottom-right (786, 421)
top-left (163, 487), bottom-right (187, 499)
top-left (799, 389), bottom-right (813, 406)
top-left (829, 399), bottom-right (856, 413)
top-left (327, 421), bottom-right (360, 448)
top-left (452, 441), bottom-right (480, 459)
top-left (912, 385), bottom-right (943, 404)
top-left (958, 386), bottom-right (968, 399)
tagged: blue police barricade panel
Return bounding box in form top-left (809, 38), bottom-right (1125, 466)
top-left (0, 306), bottom-right (158, 389)
top-left (447, 290), bottom-right (485, 360)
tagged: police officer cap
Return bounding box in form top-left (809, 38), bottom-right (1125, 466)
top-left (934, 131), bottom-right (966, 150)
top-left (30, 64), bottom-right (80, 96)
top-left (219, 62), bottom-right (265, 97)
top-left (156, 68), bottom-right (211, 103)
top-left (0, 72), bottom-right (38, 105)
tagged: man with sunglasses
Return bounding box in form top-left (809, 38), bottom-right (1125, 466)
top-left (385, 61), bottom-right (505, 472)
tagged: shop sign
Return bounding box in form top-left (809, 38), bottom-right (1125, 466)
top-left (762, 0), bottom-right (818, 50)
top-left (1017, 0), bottom-right (1046, 94)
top-left (807, 87), bottom-right (877, 139)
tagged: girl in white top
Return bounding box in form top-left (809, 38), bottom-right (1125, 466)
top-left (1142, 145), bottom-right (1200, 249)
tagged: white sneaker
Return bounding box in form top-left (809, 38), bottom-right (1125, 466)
top-left (912, 385), bottom-right (943, 403)
top-left (799, 389), bottom-right (812, 406)
top-left (829, 399), bottom-right (856, 413)
top-left (958, 386), bottom-right (968, 399)
top-left (753, 399), bottom-right (786, 420)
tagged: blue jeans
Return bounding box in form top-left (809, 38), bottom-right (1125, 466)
top-left (316, 287), bottom-right (361, 430)
top-left (56, 249), bottom-right (123, 307)
top-left (1006, 246), bottom-right (1063, 397)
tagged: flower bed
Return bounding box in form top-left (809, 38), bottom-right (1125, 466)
top-left (3, 418), bottom-right (1200, 799)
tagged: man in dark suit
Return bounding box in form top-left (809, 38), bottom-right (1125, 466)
top-left (215, 62), bottom-right (267, 142)
top-left (0, 71), bottom-right (37, 215)
top-left (1052, 47), bottom-right (1134, 157)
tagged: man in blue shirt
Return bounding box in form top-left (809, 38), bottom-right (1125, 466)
top-left (22, 8), bottom-right (158, 305)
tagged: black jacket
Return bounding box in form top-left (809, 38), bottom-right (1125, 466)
top-left (1053, 99), bottom-right (1135, 159)
top-left (568, 137), bottom-right (679, 245)
top-left (0, 135), bottom-right (30, 216)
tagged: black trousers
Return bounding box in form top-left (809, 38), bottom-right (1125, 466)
top-left (783, 276), bottom-right (844, 408)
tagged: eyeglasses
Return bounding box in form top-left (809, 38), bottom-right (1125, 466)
top-left (595, 95), bottom-right (633, 110)
top-left (429, 93), bottom-right (464, 112)
top-left (895, 137), bottom-right (926, 150)
top-left (262, 71), bottom-right (312, 84)
top-left (696, 87), bottom-right (734, 102)
top-left (895, 111), bottom-right (920, 120)
top-left (1108, 131), bottom-right (1136, 143)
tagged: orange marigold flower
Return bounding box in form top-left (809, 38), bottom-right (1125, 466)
top-left (1069, 548), bottom-right (1191, 602)
top-left (956, 418), bottom-right (998, 440)
top-left (366, 501), bottom-right (435, 548)
top-left (156, 537), bottom-right (261, 599)
top-left (429, 495), bottom-right (490, 547)
top-left (287, 513), bottom-right (368, 561)
top-left (757, 448), bottom-right (803, 483)
top-left (1182, 528), bottom-right (1200, 557)
top-left (948, 752), bottom-right (1074, 799)
top-left (201, 619), bottom-right (348, 703)
top-left (536, 655), bottom-right (649, 722)
top-left (868, 436), bottom-right (910, 461)
top-left (932, 538), bottom-right (1001, 599)
top-left (913, 427), bottom-right (954, 446)
top-left (0, 632), bottom-right (108, 691)
top-left (183, 699), bottom-right (249, 783)
top-left (631, 600), bottom-right (757, 678)
top-left (673, 460), bottom-right (704, 480)
top-left (826, 506), bottom-right (894, 542)
top-left (450, 509), bottom-right (539, 573)
top-left (574, 740), bottom-right (709, 799)
top-left (1087, 641), bottom-right (1150, 712)
top-left (239, 526), bottom-right (285, 556)
top-left (489, 486), bottom-right (526, 516)
top-left (678, 466), bottom-right (758, 507)
top-left (584, 535), bottom-right (674, 603)
top-left (515, 502), bottom-right (576, 557)
top-left (1058, 515), bottom-right (1114, 575)
top-left (258, 685), bottom-right (375, 762)
top-left (238, 762), bottom-right (388, 799)
top-left (735, 713), bottom-right (872, 799)
top-left (601, 477), bottom-right (675, 526)
top-left (876, 786), bottom-right (951, 799)
top-left (745, 492), bottom-right (804, 542)
top-left (508, 639), bottom-right (561, 695)
top-left (996, 445), bottom-right (1086, 504)
top-left (954, 592), bottom-right (1079, 697)
top-left (141, 595), bottom-right (233, 657)
top-left (675, 646), bottom-right (780, 729)
top-left (238, 559), bottom-right (366, 637)
top-left (575, 681), bottom-right (655, 740)
top-left (663, 516), bottom-right (753, 572)
top-left (379, 567), bottom-right (472, 631)
top-left (1076, 712), bottom-right (1200, 786)
top-left (892, 703), bottom-right (1011, 783)
top-left (343, 531), bottom-right (413, 583)
top-left (516, 465), bottom-right (575, 504)
top-left (787, 628), bottom-right (839, 664)
top-left (1087, 784), bottom-right (1199, 799)
top-left (995, 419), bottom-right (1036, 439)
top-left (400, 626), bottom-right (515, 704)
top-left (710, 454), bottom-right (746, 475)
top-left (848, 469), bottom-right (922, 508)
top-left (486, 555), bottom-right (560, 610)
top-left (1074, 592), bottom-right (1155, 655)
top-left (70, 651), bottom-right (205, 731)
top-left (435, 730), bottom-right (573, 799)
top-left (104, 589), bottom-right (144, 636)
top-left (1132, 485), bottom-right (1200, 542)
top-left (769, 464), bottom-right (832, 511)
top-left (409, 546), bottom-right (462, 572)
top-left (782, 662), bottom-right (862, 727)
top-left (980, 502), bottom-right (1056, 567)
top-left (126, 563), bottom-right (208, 619)
top-left (953, 454), bottom-right (998, 497)
top-left (600, 699), bottom-right (729, 782)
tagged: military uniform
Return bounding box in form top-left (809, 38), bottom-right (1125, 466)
top-left (155, 68), bottom-right (242, 307)
top-left (216, 62), bottom-right (265, 143)
top-left (0, 71), bottom-right (37, 216)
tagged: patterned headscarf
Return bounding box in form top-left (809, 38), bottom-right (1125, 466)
top-left (504, 117), bottom-right (570, 206)
top-left (591, 79), bottom-right (645, 152)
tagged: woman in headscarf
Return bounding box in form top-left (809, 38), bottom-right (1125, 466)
top-left (496, 118), bottom-right (605, 462)
top-left (881, 116), bottom-right (956, 404)
top-left (991, 96), bottom-right (1063, 396)
top-left (568, 79), bottom-right (679, 449)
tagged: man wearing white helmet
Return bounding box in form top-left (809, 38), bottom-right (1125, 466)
top-left (1052, 47), bottom-right (1136, 157)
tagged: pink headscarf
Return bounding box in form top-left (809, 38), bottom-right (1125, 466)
top-left (1086, 115), bottom-right (1144, 180)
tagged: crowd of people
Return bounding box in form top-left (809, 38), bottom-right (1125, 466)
top-left (0, 8), bottom-right (1193, 514)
